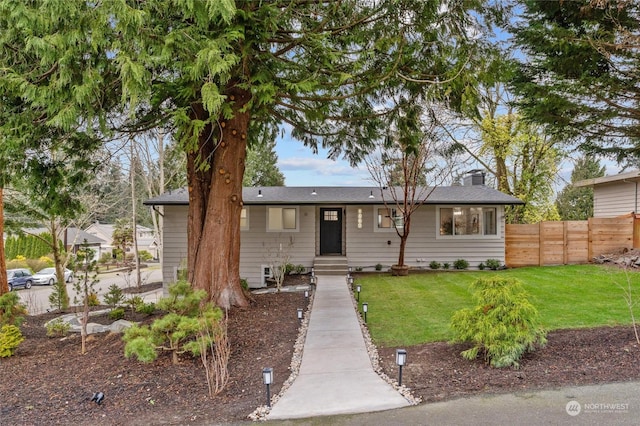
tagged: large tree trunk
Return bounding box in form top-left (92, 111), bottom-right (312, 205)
top-left (187, 85), bottom-right (250, 309)
top-left (0, 188), bottom-right (8, 295)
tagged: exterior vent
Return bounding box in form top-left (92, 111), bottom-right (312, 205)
top-left (464, 169), bottom-right (486, 186)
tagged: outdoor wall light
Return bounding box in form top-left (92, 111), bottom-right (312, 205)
top-left (257, 189), bottom-right (263, 198)
top-left (356, 285), bottom-right (361, 302)
top-left (311, 188), bottom-right (317, 195)
top-left (369, 190), bottom-right (375, 199)
top-left (396, 349), bottom-right (407, 386)
top-left (262, 367), bottom-right (273, 407)
top-left (297, 308), bottom-right (303, 323)
top-left (362, 302), bottom-right (368, 323)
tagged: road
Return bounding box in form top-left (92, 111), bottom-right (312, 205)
top-left (17, 265), bottom-right (163, 315)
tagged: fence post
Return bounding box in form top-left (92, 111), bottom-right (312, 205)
top-left (563, 221), bottom-right (568, 265)
top-left (538, 222), bottom-right (543, 266)
top-left (587, 217), bottom-right (593, 262)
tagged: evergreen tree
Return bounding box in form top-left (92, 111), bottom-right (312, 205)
top-left (243, 129), bottom-right (285, 187)
top-left (556, 156), bottom-right (606, 220)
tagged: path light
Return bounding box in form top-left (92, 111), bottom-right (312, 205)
top-left (297, 308), bottom-right (303, 323)
top-left (304, 290), bottom-right (309, 299)
top-left (396, 349), bottom-right (407, 386)
top-left (348, 266), bottom-right (353, 273)
top-left (311, 267), bottom-right (315, 277)
top-left (362, 302), bottom-right (368, 323)
top-left (356, 285), bottom-right (361, 302)
top-left (262, 368), bottom-right (273, 407)
top-left (310, 275), bottom-right (317, 291)
top-left (348, 276), bottom-right (354, 287)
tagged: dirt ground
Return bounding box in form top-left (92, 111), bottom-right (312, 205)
top-left (3, 276), bottom-right (640, 425)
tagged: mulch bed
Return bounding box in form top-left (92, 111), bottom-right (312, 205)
top-left (3, 276), bottom-right (640, 425)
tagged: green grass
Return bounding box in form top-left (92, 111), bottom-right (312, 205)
top-left (354, 265), bottom-right (640, 347)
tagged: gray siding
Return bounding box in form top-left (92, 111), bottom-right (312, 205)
top-left (345, 205), bottom-right (506, 269)
top-left (593, 182), bottom-right (639, 217)
top-left (161, 203), bottom-right (507, 289)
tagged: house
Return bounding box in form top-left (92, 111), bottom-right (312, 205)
top-left (85, 222), bottom-right (159, 260)
top-left (145, 171), bottom-right (523, 289)
top-left (19, 227), bottom-right (104, 261)
top-left (575, 170), bottom-right (640, 217)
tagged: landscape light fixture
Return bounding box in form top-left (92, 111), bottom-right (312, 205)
top-left (348, 266), bottom-right (353, 273)
top-left (311, 267), bottom-right (315, 277)
top-left (356, 285), bottom-right (361, 302)
top-left (297, 308), bottom-right (303, 323)
top-left (304, 290), bottom-right (309, 299)
top-left (396, 349), bottom-right (407, 386)
top-left (262, 368), bottom-right (273, 407)
top-left (362, 302), bottom-right (368, 323)
top-left (310, 275), bottom-right (317, 290)
top-left (348, 276), bottom-right (354, 286)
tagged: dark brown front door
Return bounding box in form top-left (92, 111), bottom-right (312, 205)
top-left (320, 208), bottom-right (342, 255)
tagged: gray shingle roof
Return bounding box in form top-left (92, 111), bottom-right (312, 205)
top-left (145, 185), bottom-right (523, 206)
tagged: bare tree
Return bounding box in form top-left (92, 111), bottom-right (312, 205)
top-left (366, 105), bottom-right (453, 275)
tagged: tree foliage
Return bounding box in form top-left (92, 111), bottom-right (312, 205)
top-left (243, 128), bottom-right (285, 187)
top-left (556, 155), bottom-right (606, 220)
top-left (0, 0), bottom-right (504, 308)
top-left (510, 0), bottom-right (640, 160)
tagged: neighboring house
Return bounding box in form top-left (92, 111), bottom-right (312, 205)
top-left (22, 227), bottom-right (104, 261)
top-left (146, 172), bottom-right (523, 289)
top-left (575, 170), bottom-right (640, 218)
top-left (85, 222), bottom-right (159, 260)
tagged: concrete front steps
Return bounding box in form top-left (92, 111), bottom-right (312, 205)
top-left (313, 256), bottom-right (349, 276)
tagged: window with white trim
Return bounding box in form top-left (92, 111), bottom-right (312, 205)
top-left (240, 208), bottom-right (249, 230)
top-left (438, 206), bottom-right (497, 237)
top-left (267, 207), bottom-right (298, 231)
top-left (377, 207), bottom-right (403, 229)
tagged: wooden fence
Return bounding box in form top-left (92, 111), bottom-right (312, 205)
top-left (505, 216), bottom-right (634, 267)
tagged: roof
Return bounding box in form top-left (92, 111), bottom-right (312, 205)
top-left (23, 228), bottom-right (105, 245)
top-left (145, 185), bottom-right (524, 206)
top-left (575, 170), bottom-right (640, 188)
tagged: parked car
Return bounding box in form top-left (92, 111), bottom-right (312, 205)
top-left (32, 267), bottom-right (74, 285)
top-left (7, 268), bottom-right (33, 291)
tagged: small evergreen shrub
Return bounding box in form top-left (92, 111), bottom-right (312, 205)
top-left (0, 325), bottom-right (24, 357)
top-left (375, 263), bottom-right (383, 271)
top-left (0, 292), bottom-right (27, 327)
top-left (46, 318), bottom-right (71, 337)
top-left (453, 259), bottom-right (469, 270)
top-left (450, 277), bottom-right (547, 368)
top-left (240, 279), bottom-right (249, 291)
top-left (486, 259), bottom-right (502, 270)
top-left (138, 250), bottom-right (154, 261)
top-left (86, 292), bottom-right (100, 307)
top-left (442, 262), bottom-right (450, 270)
top-left (109, 307), bottom-right (126, 321)
top-left (478, 262), bottom-right (486, 271)
top-left (355, 267), bottom-right (363, 272)
top-left (295, 264), bottom-right (306, 274)
top-left (126, 296), bottom-right (145, 313)
top-left (136, 302), bottom-right (156, 315)
top-left (429, 261), bottom-right (441, 270)
top-left (103, 284), bottom-right (125, 308)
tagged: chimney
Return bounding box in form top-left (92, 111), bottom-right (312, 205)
top-left (464, 169), bottom-right (485, 186)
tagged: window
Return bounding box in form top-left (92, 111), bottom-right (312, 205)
top-left (438, 206), bottom-right (497, 237)
top-left (268, 207), bottom-right (297, 231)
top-left (324, 210), bottom-right (338, 221)
top-left (377, 207), bottom-right (403, 229)
top-left (240, 208), bottom-right (249, 230)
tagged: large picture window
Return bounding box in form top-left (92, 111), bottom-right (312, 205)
top-left (268, 207), bottom-right (298, 231)
top-left (439, 206), bottom-right (497, 237)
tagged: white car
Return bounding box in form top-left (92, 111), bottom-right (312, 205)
top-left (32, 267), bottom-right (74, 285)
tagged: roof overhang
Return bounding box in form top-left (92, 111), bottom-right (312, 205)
top-left (575, 170), bottom-right (640, 188)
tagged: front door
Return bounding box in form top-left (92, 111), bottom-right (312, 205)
top-left (320, 208), bottom-right (342, 255)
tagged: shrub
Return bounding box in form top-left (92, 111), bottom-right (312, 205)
top-left (103, 284), bottom-right (125, 308)
top-left (375, 263), bottom-right (383, 271)
top-left (136, 302), bottom-right (156, 315)
top-left (442, 262), bottom-right (450, 270)
top-left (126, 296), bottom-right (145, 314)
top-left (486, 259), bottom-right (502, 271)
top-left (0, 292), bottom-right (27, 327)
top-left (0, 325), bottom-right (24, 357)
top-left (450, 277), bottom-right (547, 368)
top-left (86, 292), bottom-right (100, 307)
top-left (295, 264), bottom-right (306, 274)
top-left (355, 267), bottom-right (363, 272)
top-left (5, 259), bottom-right (29, 270)
top-left (46, 318), bottom-right (71, 337)
top-left (429, 261), bottom-right (441, 270)
top-left (240, 279), bottom-right (249, 291)
top-left (284, 263), bottom-right (295, 275)
top-left (26, 258), bottom-right (50, 273)
top-left (138, 250), bottom-right (153, 261)
top-left (478, 262), bottom-right (486, 271)
top-left (123, 281), bottom-right (223, 366)
top-left (109, 307), bottom-right (126, 321)
top-left (453, 259), bottom-right (469, 270)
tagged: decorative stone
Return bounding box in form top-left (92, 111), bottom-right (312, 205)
top-left (109, 320), bottom-right (135, 333)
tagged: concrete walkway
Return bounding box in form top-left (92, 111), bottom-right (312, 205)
top-left (267, 275), bottom-right (409, 420)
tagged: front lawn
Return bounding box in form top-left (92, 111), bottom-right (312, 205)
top-left (354, 265), bottom-right (640, 347)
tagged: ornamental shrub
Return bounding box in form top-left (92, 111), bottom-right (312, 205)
top-left (429, 261), bottom-right (441, 270)
top-left (450, 276), bottom-right (547, 368)
top-left (46, 318), bottom-right (71, 337)
top-left (485, 259), bottom-right (502, 270)
top-left (0, 292), bottom-right (27, 327)
top-left (0, 325), bottom-right (24, 357)
top-left (453, 259), bottom-right (469, 270)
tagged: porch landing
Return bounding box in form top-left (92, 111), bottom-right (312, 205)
top-left (313, 256), bottom-right (349, 276)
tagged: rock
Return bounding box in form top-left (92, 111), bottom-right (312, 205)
top-left (109, 320), bottom-right (135, 333)
top-left (86, 323), bottom-right (108, 334)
